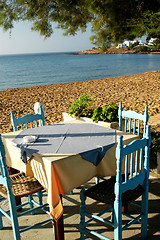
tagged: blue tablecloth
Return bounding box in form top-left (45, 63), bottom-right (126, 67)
top-left (12, 123), bottom-right (116, 166)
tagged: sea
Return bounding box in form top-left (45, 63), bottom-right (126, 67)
top-left (0, 52), bottom-right (159, 91)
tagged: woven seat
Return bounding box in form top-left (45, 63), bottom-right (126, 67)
top-left (0, 172), bottom-right (43, 199)
top-left (85, 177), bottom-right (144, 205)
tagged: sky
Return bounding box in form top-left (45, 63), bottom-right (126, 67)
top-left (0, 22), bottom-right (94, 55)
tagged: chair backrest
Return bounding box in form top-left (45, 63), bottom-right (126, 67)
top-left (34, 102), bottom-right (46, 115)
top-left (115, 124), bottom-right (151, 196)
top-left (118, 102), bottom-right (149, 136)
top-left (0, 135), bottom-right (12, 190)
top-left (11, 105), bottom-right (45, 131)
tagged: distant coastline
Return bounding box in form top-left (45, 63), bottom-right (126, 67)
top-left (73, 47), bottom-right (160, 55)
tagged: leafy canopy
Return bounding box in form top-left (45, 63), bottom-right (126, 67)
top-left (0, 0), bottom-right (160, 49)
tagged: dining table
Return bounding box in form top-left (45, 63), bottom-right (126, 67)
top-left (2, 119), bottom-right (139, 240)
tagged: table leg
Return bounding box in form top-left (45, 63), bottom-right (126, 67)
top-left (54, 195), bottom-right (64, 240)
top-left (54, 215), bottom-right (64, 240)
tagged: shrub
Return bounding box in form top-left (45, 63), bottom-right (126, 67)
top-left (92, 103), bottom-right (118, 123)
top-left (151, 44), bottom-right (160, 52)
top-left (101, 103), bottom-right (118, 122)
top-left (150, 131), bottom-right (160, 169)
top-left (68, 94), bottom-right (93, 118)
top-left (135, 45), bottom-right (151, 52)
top-left (91, 106), bottom-right (102, 122)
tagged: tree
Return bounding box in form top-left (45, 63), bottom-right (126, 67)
top-left (0, 0), bottom-right (160, 50)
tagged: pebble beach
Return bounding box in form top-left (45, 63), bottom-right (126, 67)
top-left (0, 70), bottom-right (160, 134)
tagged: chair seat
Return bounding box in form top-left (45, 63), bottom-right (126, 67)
top-left (0, 172), bottom-right (43, 199)
top-left (85, 177), bottom-right (144, 205)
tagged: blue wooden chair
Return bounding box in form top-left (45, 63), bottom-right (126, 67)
top-left (0, 135), bottom-right (53, 240)
top-left (80, 125), bottom-right (151, 240)
top-left (118, 102), bottom-right (149, 136)
top-left (10, 105), bottom-right (45, 206)
top-left (95, 102), bottom-right (149, 185)
top-left (11, 105), bottom-right (45, 131)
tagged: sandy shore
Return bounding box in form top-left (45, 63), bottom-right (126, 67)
top-left (0, 70), bottom-right (160, 134)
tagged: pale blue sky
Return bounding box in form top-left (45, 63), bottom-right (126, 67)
top-left (0, 22), bottom-right (94, 55)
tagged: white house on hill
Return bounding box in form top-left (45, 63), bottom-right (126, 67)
top-left (117, 39), bottom-right (143, 48)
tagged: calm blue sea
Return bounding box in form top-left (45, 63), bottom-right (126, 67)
top-left (0, 52), bottom-right (159, 91)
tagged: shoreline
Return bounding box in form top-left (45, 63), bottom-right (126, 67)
top-left (0, 70), bottom-right (160, 134)
top-left (73, 47), bottom-right (160, 55)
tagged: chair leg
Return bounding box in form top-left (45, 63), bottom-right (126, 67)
top-left (15, 197), bottom-right (22, 211)
top-left (80, 189), bottom-right (86, 240)
top-left (114, 199), bottom-right (122, 240)
top-left (141, 183), bottom-right (148, 239)
top-left (37, 191), bottom-right (43, 205)
top-left (0, 210), bottom-right (3, 229)
top-left (111, 207), bottom-right (114, 224)
top-left (95, 177), bottom-right (100, 184)
top-left (8, 192), bottom-right (21, 240)
top-left (28, 195), bottom-right (34, 214)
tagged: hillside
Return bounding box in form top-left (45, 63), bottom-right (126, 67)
top-left (76, 47), bottom-right (160, 55)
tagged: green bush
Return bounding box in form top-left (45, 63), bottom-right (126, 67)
top-left (150, 131), bottom-right (160, 169)
top-left (91, 106), bottom-right (102, 122)
top-left (135, 45), bottom-right (151, 52)
top-left (68, 94), bottom-right (93, 118)
top-left (68, 95), bottom-right (118, 122)
top-left (92, 103), bottom-right (118, 123)
top-left (151, 44), bottom-right (160, 51)
top-left (101, 103), bottom-right (118, 122)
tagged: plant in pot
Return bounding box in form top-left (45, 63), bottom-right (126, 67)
top-left (68, 94), bottom-right (93, 118)
top-left (92, 103), bottom-right (118, 123)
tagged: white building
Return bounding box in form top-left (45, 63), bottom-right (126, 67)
top-left (117, 40), bottom-right (139, 48)
top-left (148, 38), bottom-right (157, 45)
top-left (117, 38), bottom-right (145, 48)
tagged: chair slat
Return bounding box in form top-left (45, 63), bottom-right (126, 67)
top-left (139, 148), bottom-right (143, 172)
top-left (130, 152), bottom-right (134, 178)
top-left (118, 102), bottom-right (148, 136)
top-left (138, 120), bottom-right (140, 136)
top-left (129, 118), bottom-right (132, 133)
top-left (35, 121), bottom-right (38, 128)
top-left (125, 155), bottom-right (128, 182)
top-left (133, 119), bottom-right (136, 134)
top-left (11, 105), bottom-right (45, 131)
top-left (135, 150), bottom-right (139, 175)
top-left (125, 118), bottom-right (127, 132)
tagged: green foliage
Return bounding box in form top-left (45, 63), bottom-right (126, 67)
top-left (151, 44), bottom-right (160, 51)
top-left (102, 103), bottom-right (118, 122)
top-left (68, 95), bottom-right (118, 122)
top-left (68, 94), bottom-right (93, 118)
top-left (91, 106), bottom-right (102, 122)
top-left (0, 0), bottom-right (159, 49)
top-left (92, 103), bottom-right (118, 123)
top-left (135, 45), bottom-right (151, 52)
top-left (150, 132), bottom-right (160, 169)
